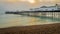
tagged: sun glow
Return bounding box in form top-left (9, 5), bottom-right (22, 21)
top-left (27, 0), bottom-right (35, 3)
top-left (20, 0), bottom-right (36, 3)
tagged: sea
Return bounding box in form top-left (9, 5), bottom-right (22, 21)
top-left (0, 11), bottom-right (60, 28)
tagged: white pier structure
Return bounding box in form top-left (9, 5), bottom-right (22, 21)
top-left (30, 4), bottom-right (60, 11)
top-left (21, 4), bottom-right (60, 18)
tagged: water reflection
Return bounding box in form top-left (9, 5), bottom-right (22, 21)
top-left (0, 14), bottom-right (60, 28)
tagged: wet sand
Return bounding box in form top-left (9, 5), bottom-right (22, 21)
top-left (0, 23), bottom-right (60, 34)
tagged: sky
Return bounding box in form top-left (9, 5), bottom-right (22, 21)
top-left (0, 0), bottom-right (60, 11)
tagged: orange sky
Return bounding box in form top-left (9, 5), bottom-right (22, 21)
top-left (0, 0), bottom-right (60, 8)
top-left (0, 0), bottom-right (59, 6)
top-left (0, 0), bottom-right (60, 3)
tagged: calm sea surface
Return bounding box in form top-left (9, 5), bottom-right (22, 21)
top-left (0, 12), bottom-right (60, 28)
